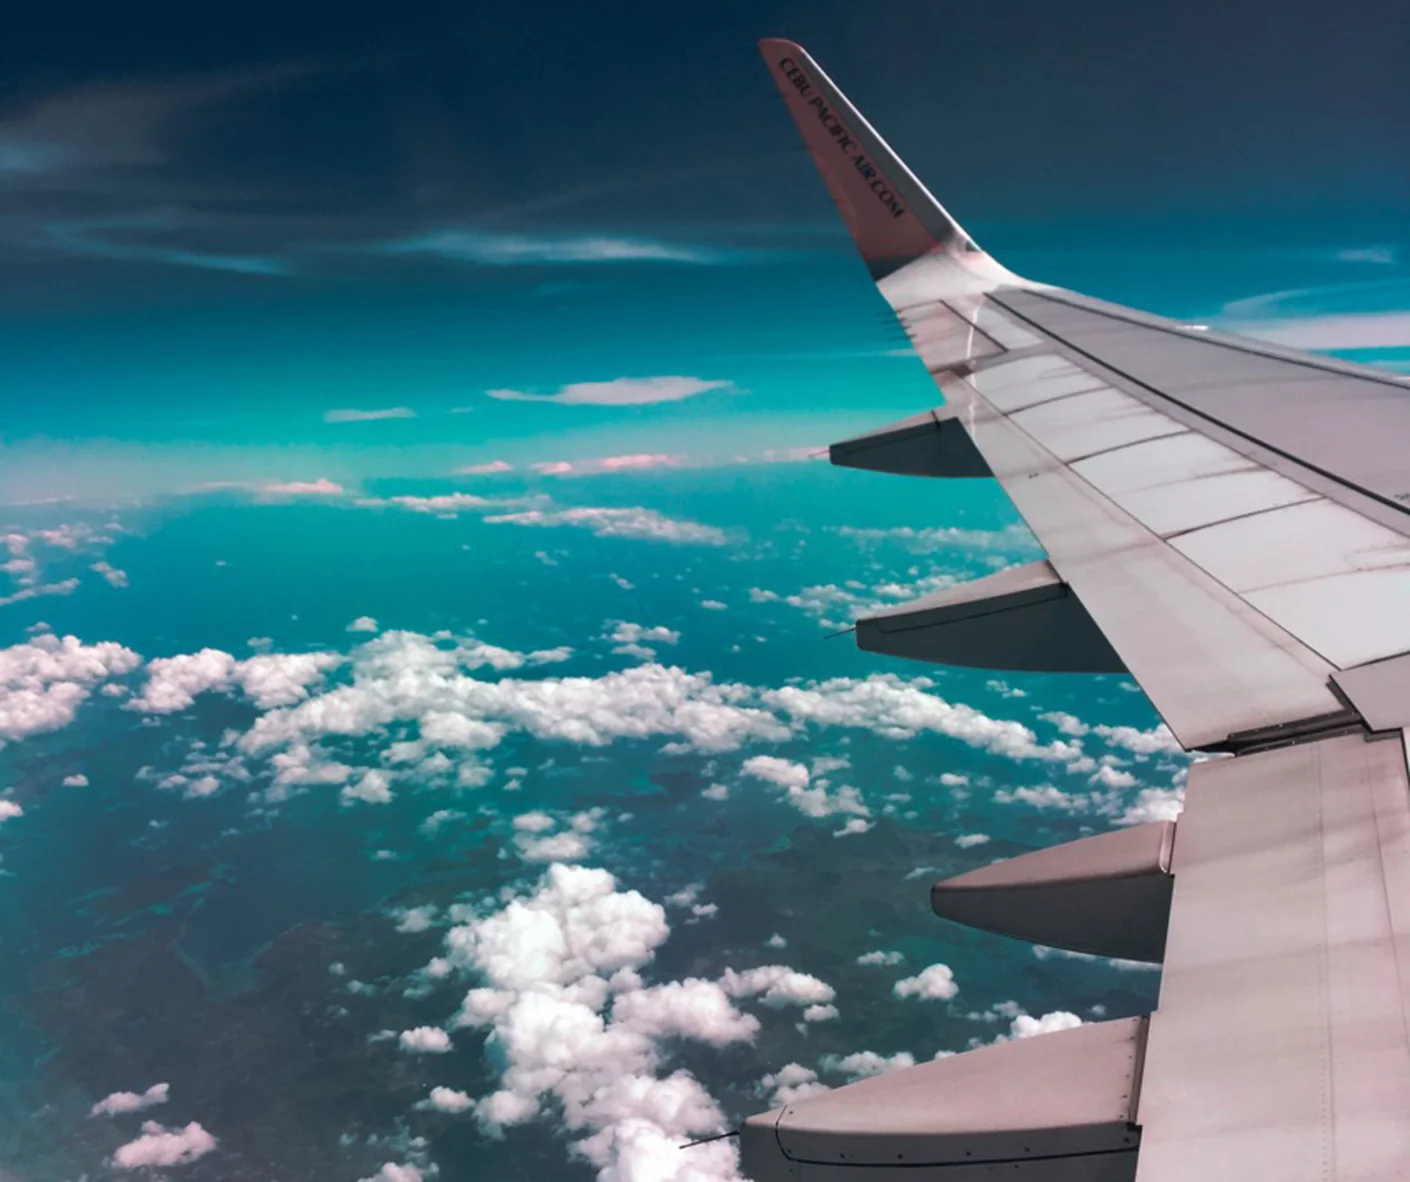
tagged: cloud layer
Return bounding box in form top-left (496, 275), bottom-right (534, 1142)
top-left (485, 376), bottom-right (731, 406)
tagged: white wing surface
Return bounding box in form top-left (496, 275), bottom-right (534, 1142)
top-left (739, 38), bottom-right (1410, 1182)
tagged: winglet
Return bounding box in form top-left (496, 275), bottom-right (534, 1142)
top-left (759, 38), bottom-right (979, 278)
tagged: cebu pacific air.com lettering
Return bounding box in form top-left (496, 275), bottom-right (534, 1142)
top-left (776, 56), bottom-right (907, 220)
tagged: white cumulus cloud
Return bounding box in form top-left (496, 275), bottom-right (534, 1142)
top-left (437, 864), bottom-right (743, 1181)
top-left (419, 1086), bottom-right (473, 1113)
top-left (1010, 1011), bottom-right (1083, 1039)
top-left (820, 1050), bottom-right (915, 1080)
top-left (0, 633), bottom-right (141, 743)
top-left (398, 1026), bottom-right (452, 1054)
top-left (759, 1063), bottom-right (828, 1106)
top-left (893, 964), bottom-right (958, 1001)
top-left (90, 1082), bottom-right (169, 1117)
top-left (112, 1121), bottom-right (217, 1169)
top-left (483, 505), bottom-right (728, 546)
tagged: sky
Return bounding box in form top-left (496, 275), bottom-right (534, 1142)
top-left (0, 4), bottom-right (1406, 1181)
top-left (2, 0), bottom-right (1407, 501)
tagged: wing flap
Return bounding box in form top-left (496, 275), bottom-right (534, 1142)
top-left (1134, 732), bottom-right (1410, 1181)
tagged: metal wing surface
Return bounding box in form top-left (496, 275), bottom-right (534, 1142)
top-left (738, 37), bottom-right (1410, 1182)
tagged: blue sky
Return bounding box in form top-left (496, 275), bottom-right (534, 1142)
top-left (2, 0), bottom-right (1407, 504)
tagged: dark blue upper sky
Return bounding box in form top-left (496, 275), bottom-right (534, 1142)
top-left (4, 0), bottom-right (1407, 309)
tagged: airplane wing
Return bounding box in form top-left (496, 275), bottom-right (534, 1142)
top-left (740, 38), bottom-right (1410, 1182)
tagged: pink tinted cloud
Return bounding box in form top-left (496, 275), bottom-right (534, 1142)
top-left (529, 454), bottom-right (687, 477)
top-left (454, 460), bottom-right (515, 475)
top-left (260, 478), bottom-right (345, 496)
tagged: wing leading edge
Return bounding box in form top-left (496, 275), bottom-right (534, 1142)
top-left (740, 37), bottom-right (1410, 1182)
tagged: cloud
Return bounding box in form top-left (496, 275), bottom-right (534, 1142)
top-left (376, 492), bottom-right (503, 515)
top-left (1041, 711), bottom-right (1090, 737)
top-left (611, 979), bottom-right (761, 1046)
top-left (0, 633), bottom-right (141, 742)
top-left (128, 648), bottom-right (341, 714)
top-left (454, 460), bottom-right (514, 475)
top-left (324, 407), bottom-right (415, 423)
top-left (112, 1121), bottom-right (217, 1169)
top-left (126, 630), bottom-right (1099, 819)
top-left (759, 1063), bottom-right (829, 1106)
top-left (395, 905), bottom-right (438, 934)
top-left (90, 560), bottom-right (128, 588)
top-left (1118, 785), bottom-right (1185, 824)
top-left (993, 784), bottom-right (1090, 811)
top-left (893, 964), bottom-right (958, 1001)
top-left (0, 800), bottom-right (21, 823)
top-left (513, 808), bottom-right (596, 863)
top-left (606, 620), bottom-right (681, 660)
top-left (398, 1026), bottom-right (452, 1054)
top-left (741, 755), bottom-right (809, 791)
top-left (1216, 278), bottom-right (1410, 352)
top-left (1334, 246), bottom-right (1398, 265)
top-left (377, 230), bottom-right (719, 267)
top-left (347, 616), bottom-right (379, 634)
top-left (954, 833), bottom-right (990, 848)
top-left (1010, 1011), bottom-right (1083, 1039)
top-left (1032, 945), bottom-right (1159, 972)
top-left (486, 376), bottom-right (731, 407)
top-left (769, 674), bottom-right (1085, 764)
top-left (260, 478), bottom-right (345, 496)
top-left (856, 950), bottom-right (903, 967)
top-left (819, 1051), bottom-right (915, 1080)
top-left (419, 1086), bottom-right (473, 1113)
top-left (44, 215), bottom-right (290, 276)
top-left (62, 772), bottom-right (89, 787)
top-left (0, 577), bottom-right (81, 608)
top-left (483, 505), bottom-right (729, 545)
top-left (439, 864), bottom-right (743, 1180)
top-left (720, 965), bottom-right (835, 1009)
top-left (741, 755), bottom-right (870, 821)
top-left (359, 1165), bottom-right (424, 1182)
top-left (837, 523), bottom-right (1040, 554)
top-left (1090, 722), bottom-right (1180, 755)
top-left (528, 453), bottom-right (689, 476)
top-left (90, 1082), bottom-right (169, 1117)
top-left (360, 489), bottom-right (728, 545)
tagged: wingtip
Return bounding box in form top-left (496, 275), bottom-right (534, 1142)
top-left (756, 35), bottom-right (977, 275)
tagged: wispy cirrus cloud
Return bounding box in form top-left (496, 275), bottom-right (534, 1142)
top-left (453, 460), bottom-right (514, 476)
top-left (485, 376), bottom-right (733, 406)
top-left (1218, 277), bottom-right (1410, 356)
top-left (43, 214), bottom-right (291, 276)
top-left (371, 229), bottom-right (721, 267)
top-left (1333, 245), bottom-right (1398, 265)
top-left (451, 447), bottom-right (824, 480)
top-left (528, 454), bottom-right (686, 476)
top-left (356, 489), bottom-right (731, 545)
top-left (1224, 311), bottom-right (1410, 351)
top-left (323, 407), bottom-right (415, 423)
top-left (259, 478), bottom-right (345, 496)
